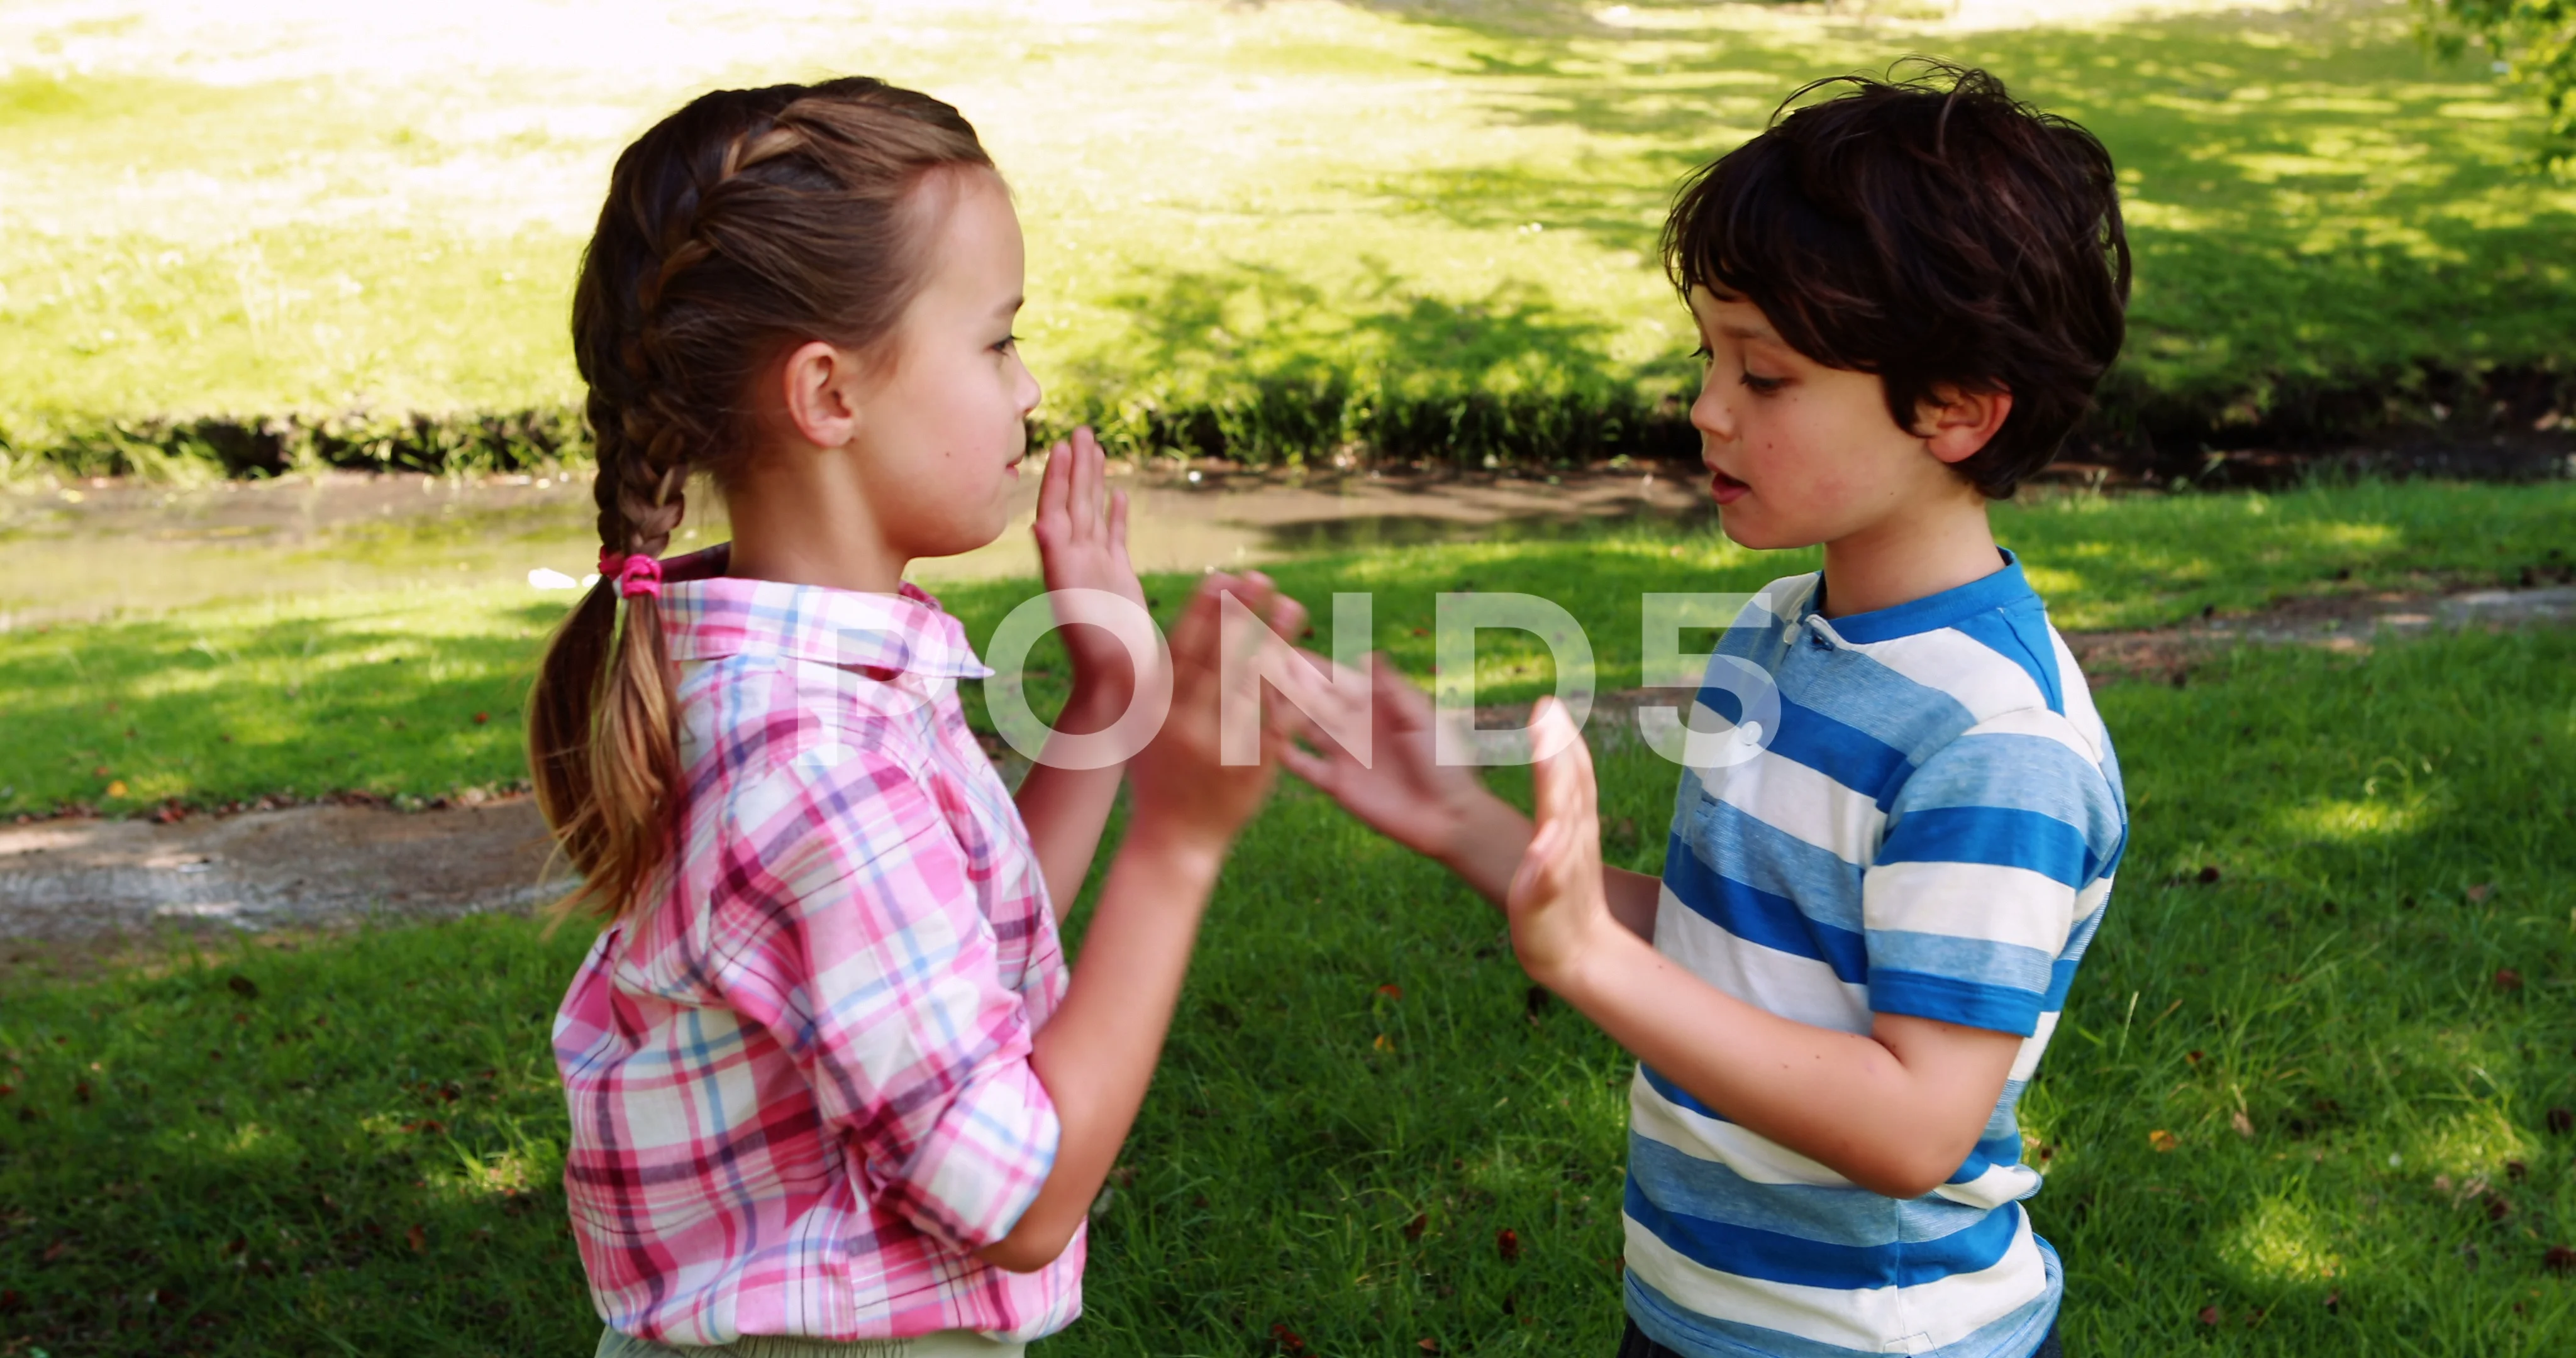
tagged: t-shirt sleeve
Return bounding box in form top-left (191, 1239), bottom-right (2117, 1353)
top-left (704, 744), bottom-right (1058, 1252)
top-left (1861, 711), bottom-right (2124, 1036)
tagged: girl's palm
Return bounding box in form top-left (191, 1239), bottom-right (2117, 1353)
top-left (1031, 427), bottom-right (1147, 696)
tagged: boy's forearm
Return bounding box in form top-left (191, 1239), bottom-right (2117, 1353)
top-left (976, 822), bottom-right (1223, 1272)
top-left (1550, 921), bottom-right (1998, 1198)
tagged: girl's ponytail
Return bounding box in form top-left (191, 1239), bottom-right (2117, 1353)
top-left (530, 78), bottom-right (993, 920)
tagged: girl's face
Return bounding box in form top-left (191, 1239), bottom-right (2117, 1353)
top-left (848, 169), bottom-right (1042, 560)
top-left (1683, 285), bottom-right (1976, 551)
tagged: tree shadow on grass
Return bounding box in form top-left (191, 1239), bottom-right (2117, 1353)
top-left (1350, 1), bottom-right (2576, 441)
top-left (1063, 260), bottom-right (1698, 464)
top-left (0, 914), bottom-right (599, 1354)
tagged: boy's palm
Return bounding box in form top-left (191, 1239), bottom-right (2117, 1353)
top-left (1504, 698), bottom-right (1614, 986)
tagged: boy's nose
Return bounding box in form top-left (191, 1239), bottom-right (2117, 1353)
top-left (1689, 388), bottom-right (1736, 444)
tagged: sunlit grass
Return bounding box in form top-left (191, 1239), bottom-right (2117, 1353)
top-left (1, 0), bottom-right (2565, 463)
top-left (3, 622), bottom-right (2571, 1354)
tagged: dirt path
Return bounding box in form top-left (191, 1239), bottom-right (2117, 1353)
top-left (5, 582), bottom-right (2570, 958)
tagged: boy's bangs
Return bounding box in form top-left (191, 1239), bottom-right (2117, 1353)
top-left (1660, 140), bottom-right (1886, 377)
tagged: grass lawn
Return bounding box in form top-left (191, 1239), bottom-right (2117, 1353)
top-left (3, 0), bottom-right (2569, 468)
top-left (3, 616), bottom-right (2572, 1354)
top-left (5, 476), bottom-right (2570, 819)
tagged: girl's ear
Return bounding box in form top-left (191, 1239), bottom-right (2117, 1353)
top-left (778, 339), bottom-right (864, 450)
top-left (1917, 384), bottom-right (2013, 466)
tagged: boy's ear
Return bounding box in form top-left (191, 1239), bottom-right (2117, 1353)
top-left (1915, 384), bottom-right (2013, 466)
top-left (778, 340), bottom-right (865, 451)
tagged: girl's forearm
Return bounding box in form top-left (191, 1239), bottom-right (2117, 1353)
top-left (975, 821), bottom-right (1224, 1272)
top-left (1011, 688), bottom-right (1131, 909)
top-left (1441, 797), bottom-right (1659, 937)
top-left (1550, 921), bottom-right (2004, 1198)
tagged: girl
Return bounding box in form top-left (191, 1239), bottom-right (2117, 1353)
top-left (532, 78), bottom-right (1301, 1355)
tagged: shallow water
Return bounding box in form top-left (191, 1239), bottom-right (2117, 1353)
top-left (2, 461), bottom-right (1711, 628)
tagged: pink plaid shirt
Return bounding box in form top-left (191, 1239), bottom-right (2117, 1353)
top-left (555, 576), bottom-right (1081, 1344)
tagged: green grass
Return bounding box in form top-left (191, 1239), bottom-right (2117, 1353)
top-left (6, 477), bottom-right (2569, 817)
top-left (3, 1), bottom-right (2570, 472)
top-left (4, 622), bottom-right (2572, 1354)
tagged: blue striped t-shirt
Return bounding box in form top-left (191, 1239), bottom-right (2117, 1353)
top-left (1625, 552), bottom-right (2126, 1358)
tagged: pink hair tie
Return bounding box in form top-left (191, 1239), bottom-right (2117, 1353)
top-left (599, 549), bottom-right (664, 600)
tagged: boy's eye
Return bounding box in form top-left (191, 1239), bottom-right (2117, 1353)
top-left (1740, 369), bottom-right (1786, 395)
top-left (993, 334), bottom-right (1020, 354)
top-left (1690, 344), bottom-right (1713, 361)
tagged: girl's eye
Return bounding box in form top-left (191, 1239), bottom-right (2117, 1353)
top-left (1741, 369), bottom-right (1786, 395)
top-left (1690, 344), bottom-right (1713, 361)
top-left (993, 334), bottom-right (1020, 355)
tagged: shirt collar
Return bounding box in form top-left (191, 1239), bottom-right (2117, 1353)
top-left (658, 576), bottom-right (992, 679)
top-left (1806, 548), bottom-right (2037, 645)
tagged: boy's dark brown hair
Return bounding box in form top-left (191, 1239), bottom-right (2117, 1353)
top-left (1662, 62), bottom-right (2129, 498)
top-left (529, 78), bottom-right (993, 922)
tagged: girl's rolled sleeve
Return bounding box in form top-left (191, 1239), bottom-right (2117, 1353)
top-left (709, 748), bottom-right (1060, 1250)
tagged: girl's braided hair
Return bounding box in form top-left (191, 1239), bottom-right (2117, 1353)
top-left (530, 78), bottom-right (994, 920)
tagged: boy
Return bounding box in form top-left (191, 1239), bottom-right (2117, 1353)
top-left (1282, 65), bottom-right (2129, 1358)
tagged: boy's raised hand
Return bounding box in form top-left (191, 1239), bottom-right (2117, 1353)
top-left (1504, 697), bottom-right (1618, 990)
top-left (1031, 427), bottom-right (1145, 712)
top-left (1275, 654), bottom-right (1491, 863)
top-left (1126, 571), bottom-right (1306, 851)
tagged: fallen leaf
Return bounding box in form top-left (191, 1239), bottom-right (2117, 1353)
top-left (2149, 1129), bottom-right (2179, 1152)
top-left (73, 1080), bottom-right (91, 1104)
top-left (2545, 1246), bottom-right (2576, 1275)
top-left (2487, 1197), bottom-right (2513, 1222)
top-left (2507, 1161), bottom-right (2529, 1183)
top-left (106, 780), bottom-right (127, 798)
top-left (42, 1238), bottom-right (72, 1262)
top-left (2323, 1290), bottom-right (2341, 1312)
top-left (1525, 985), bottom-right (1552, 1019)
top-left (92, 765), bottom-right (110, 778)
top-left (406, 1223), bottom-right (427, 1253)
top-left (2467, 883), bottom-right (2494, 903)
top-left (2197, 865), bottom-right (2221, 885)
top-left (1377, 983), bottom-right (1403, 1000)
top-left (473, 712), bottom-right (491, 725)
top-left (228, 974), bottom-right (260, 1000)
top-left (2197, 1305), bottom-right (2221, 1327)
top-left (2185, 1050), bottom-right (2203, 1066)
top-left (1418, 1341), bottom-right (1441, 1354)
top-left (1403, 1213), bottom-right (1427, 1240)
top-left (1269, 1322), bottom-right (1307, 1355)
top-left (2231, 1110), bottom-right (2254, 1139)
top-left (1497, 1227), bottom-right (1522, 1262)
top-left (2550, 1107), bottom-right (2575, 1135)
top-left (2495, 968), bottom-right (2524, 991)
top-left (1373, 1034), bottom-right (1393, 1052)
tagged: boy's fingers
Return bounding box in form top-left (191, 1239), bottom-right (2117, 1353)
top-left (1265, 592), bottom-right (1309, 648)
top-left (1108, 489), bottom-right (1131, 557)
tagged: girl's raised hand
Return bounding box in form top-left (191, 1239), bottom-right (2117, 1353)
top-left (1504, 698), bottom-right (1618, 990)
top-left (1126, 571), bottom-right (1306, 853)
top-left (1032, 427), bottom-right (1146, 712)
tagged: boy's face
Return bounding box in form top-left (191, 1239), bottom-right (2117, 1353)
top-left (1684, 285), bottom-right (1985, 552)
